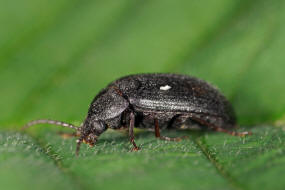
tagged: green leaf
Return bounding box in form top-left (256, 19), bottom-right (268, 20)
top-left (195, 126), bottom-right (285, 190)
top-left (0, 132), bottom-right (80, 190)
top-left (2, 126), bottom-right (285, 190)
top-left (1, 0), bottom-right (285, 189)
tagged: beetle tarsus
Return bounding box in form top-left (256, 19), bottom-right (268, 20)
top-left (130, 146), bottom-right (140, 152)
top-left (214, 127), bottom-right (252, 137)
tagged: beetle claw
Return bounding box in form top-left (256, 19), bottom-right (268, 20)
top-left (130, 147), bottom-right (140, 152)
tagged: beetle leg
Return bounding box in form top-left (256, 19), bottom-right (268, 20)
top-left (129, 112), bottom-right (140, 151)
top-left (154, 119), bottom-right (161, 137)
top-left (154, 119), bottom-right (187, 141)
top-left (189, 116), bottom-right (252, 137)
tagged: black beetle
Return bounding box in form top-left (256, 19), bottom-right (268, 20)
top-left (23, 73), bottom-right (251, 155)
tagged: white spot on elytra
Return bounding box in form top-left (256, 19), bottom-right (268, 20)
top-left (160, 85), bottom-right (171, 91)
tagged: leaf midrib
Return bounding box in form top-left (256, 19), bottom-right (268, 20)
top-left (193, 136), bottom-right (245, 190)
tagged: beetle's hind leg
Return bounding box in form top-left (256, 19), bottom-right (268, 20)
top-left (189, 115), bottom-right (252, 137)
top-left (154, 119), bottom-right (188, 141)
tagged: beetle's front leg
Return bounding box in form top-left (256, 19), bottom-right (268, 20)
top-left (129, 112), bottom-right (140, 151)
top-left (154, 119), bottom-right (188, 141)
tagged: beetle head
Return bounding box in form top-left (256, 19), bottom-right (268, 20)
top-left (82, 133), bottom-right (98, 147)
top-left (76, 119), bottom-right (107, 155)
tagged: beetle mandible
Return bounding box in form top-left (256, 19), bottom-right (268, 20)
top-left (23, 73), bottom-right (251, 155)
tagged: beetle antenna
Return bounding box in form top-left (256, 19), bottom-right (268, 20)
top-left (22, 119), bottom-right (80, 131)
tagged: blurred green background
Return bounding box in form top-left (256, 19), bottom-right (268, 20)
top-left (1, 0), bottom-right (285, 190)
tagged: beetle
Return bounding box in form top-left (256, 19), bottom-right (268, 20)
top-left (23, 73), bottom-right (251, 155)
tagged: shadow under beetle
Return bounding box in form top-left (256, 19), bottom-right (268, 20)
top-left (23, 73), bottom-right (251, 155)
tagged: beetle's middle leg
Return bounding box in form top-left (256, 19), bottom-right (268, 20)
top-left (154, 119), bottom-right (187, 141)
top-left (129, 112), bottom-right (140, 151)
